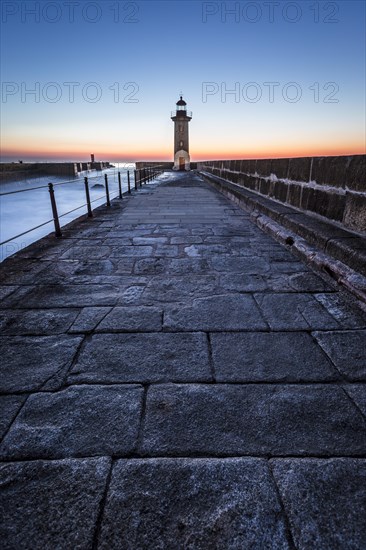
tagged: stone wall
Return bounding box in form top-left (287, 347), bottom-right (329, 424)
top-left (197, 155), bottom-right (365, 233)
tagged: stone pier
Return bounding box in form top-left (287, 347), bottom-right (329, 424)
top-left (0, 171), bottom-right (365, 548)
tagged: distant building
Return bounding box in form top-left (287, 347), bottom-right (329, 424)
top-left (91, 154), bottom-right (95, 163)
top-left (171, 96), bottom-right (192, 170)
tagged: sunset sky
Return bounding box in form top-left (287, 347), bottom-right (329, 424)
top-left (1, 0), bottom-right (365, 162)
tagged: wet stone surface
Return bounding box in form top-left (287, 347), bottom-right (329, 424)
top-left (0, 171), bottom-right (365, 547)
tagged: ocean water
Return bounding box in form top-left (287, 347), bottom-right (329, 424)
top-left (0, 163), bottom-right (136, 262)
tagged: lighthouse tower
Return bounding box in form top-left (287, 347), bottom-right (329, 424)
top-left (171, 95), bottom-right (192, 170)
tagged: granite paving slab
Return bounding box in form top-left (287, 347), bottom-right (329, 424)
top-left (0, 335), bottom-right (82, 393)
top-left (313, 330), bottom-right (366, 380)
top-left (0, 308), bottom-right (79, 335)
top-left (0, 385), bottom-right (143, 459)
top-left (211, 332), bottom-right (339, 382)
top-left (254, 293), bottom-right (341, 330)
top-left (141, 384), bottom-right (366, 456)
top-left (164, 295), bottom-right (268, 331)
top-left (0, 395), bottom-right (26, 439)
top-left (98, 458), bottom-right (291, 549)
top-left (271, 458), bottom-right (366, 550)
top-left (96, 306), bottom-right (163, 332)
top-left (0, 458), bottom-right (111, 549)
top-left (342, 385), bottom-right (366, 416)
top-left (69, 332), bottom-right (211, 384)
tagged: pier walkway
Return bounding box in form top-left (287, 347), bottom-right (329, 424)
top-left (1, 171), bottom-right (365, 549)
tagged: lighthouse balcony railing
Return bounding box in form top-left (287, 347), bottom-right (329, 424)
top-left (171, 111), bottom-right (192, 118)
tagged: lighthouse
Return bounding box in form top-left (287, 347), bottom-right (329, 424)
top-left (171, 95), bottom-right (192, 170)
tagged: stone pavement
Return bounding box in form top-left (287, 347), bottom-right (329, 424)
top-left (0, 170), bottom-right (365, 549)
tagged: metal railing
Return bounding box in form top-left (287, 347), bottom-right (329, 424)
top-left (170, 111), bottom-right (192, 118)
top-left (0, 165), bottom-right (165, 246)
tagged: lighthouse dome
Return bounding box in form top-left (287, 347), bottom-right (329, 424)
top-left (176, 96), bottom-right (186, 106)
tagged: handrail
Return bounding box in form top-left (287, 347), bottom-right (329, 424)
top-left (0, 219), bottom-right (54, 247)
top-left (0, 171), bottom-right (116, 197)
top-left (0, 165), bottom-right (165, 249)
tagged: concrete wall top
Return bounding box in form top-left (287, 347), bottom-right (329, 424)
top-left (198, 155), bottom-right (365, 192)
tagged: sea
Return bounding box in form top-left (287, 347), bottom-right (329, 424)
top-left (0, 163), bottom-right (136, 262)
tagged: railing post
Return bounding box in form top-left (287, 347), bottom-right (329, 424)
top-left (104, 174), bottom-right (111, 207)
top-left (118, 171), bottom-right (123, 199)
top-left (134, 170), bottom-right (138, 191)
top-left (140, 169), bottom-right (143, 187)
top-left (48, 183), bottom-right (62, 237)
top-left (84, 176), bottom-right (93, 217)
top-left (127, 170), bottom-right (131, 194)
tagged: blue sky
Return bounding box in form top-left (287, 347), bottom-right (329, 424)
top-left (1, 0), bottom-right (365, 161)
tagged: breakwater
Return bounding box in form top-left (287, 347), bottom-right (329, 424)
top-left (0, 162), bottom-right (112, 182)
top-left (197, 155), bottom-right (365, 233)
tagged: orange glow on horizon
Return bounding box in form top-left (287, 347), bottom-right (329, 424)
top-left (1, 136), bottom-right (365, 163)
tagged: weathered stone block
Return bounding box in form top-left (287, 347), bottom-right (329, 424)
top-left (343, 385), bottom-right (366, 416)
top-left (0, 385), bottom-right (143, 459)
top-left (271, 458), bottom-right (366, 550)
top-left (142, 275), bottom-right (217, 302)
top-left (68, 306), bottom-right (112, 333)
top-left (343, 191), bottom-right (366, 232)
top-left (13, 284), bottom-right (122, 308)
top-left (311, 155), bottom-right (348, 188)
top-left (314, 293), bottom-right (366, 329)
top-left (212, 255), bottom-right (270, 273)
top-left (242, 174), bottom-right (256, 190)
top-left (164, 258), bottom-right (211, 275)
top-left (0, 458), bottom-right (111, 549)
top-left (271, 158), bottom-right (289, 180)
top-left (272, 180), bottom-right (289, 202)
top-left (219, 273), bottom-right (268, 292)
top-left (254, 293), bottom-right (340, 330)
top-left (288, 157), bottom-right (311, 182)
top-left (258, 178), bottom-right (271, 196)
top-left (346, 155), bottom-right (366, 192)
top-left (111, 245), bottom-right (153, 257)
top-left (239, 159), bottom-right (251, 173)
top-left (300, 186), bottom-right (318, 212)
top-left (61, 245), bottom-right (111, 260)
top-left (141, 384), bottom-right (366, 456)
top-left (98, 458), bottom-right (290, 549)
top-left (325, 192), bottom-right (346, 221)
top-left (0, 395), bottom-right (25, 438)
top-left (164, 295), bottom-right (267, 331)
top-left (69, 333), bottom-right (211, 384)
top-left (0, 335), bottom-right (82, 392)
top-left (256, 159), bottom-right (272, 177)
top-left (234, 160), bottom-right (241, 172)
top-left (211, 332), bottom-right (338, 382)
top-left (286, 182), bottom-right (302, 207)
top-left (132, 237), bottom-right (168, 245)
top-left (0, 308), bottom-right (79, 335)
top-left (313, 330), bottom-right (366, 380)
top-left (230, 171), bottom-right (239, 183)
top-left (96, 306), bottom-right (162, 332)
